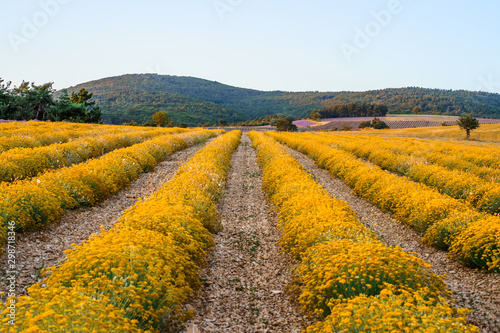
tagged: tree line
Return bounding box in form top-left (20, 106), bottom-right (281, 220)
top-left (310, 102), bottom-right (389, 120)
top-left (0, 78), bottom-right (101, 123)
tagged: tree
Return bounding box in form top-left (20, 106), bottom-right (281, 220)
top-left (0, 79), bottom-right (102, 123)
top-left (341, 123), bottom-right (351, 131)
top-left (275, 116), bottom-right (297, 132)
top-left (457, 114), bottom-right (479, 139)
top-left (412, 106), bottom-right (421, 114)
top-left (358, 120), bottom-right (372, 129)
top-left (70, 88), bottom-right (101, 123)
top-left (310, 110), bottom-right (321, 121)
top-left (30, 83), bottom-right (56, 120)
top-left (219, 119), bottom-right (228, 126)
top-left (9, 81), bottom-right (56, 120)
top-left (371, 117), bottom-right (389, 129)
top-left (51, 89), bottom-right (86, 122)
top-left (152, 111), bottom-right (169, 127)
top-left (0, 79), bottom-right (13, 119)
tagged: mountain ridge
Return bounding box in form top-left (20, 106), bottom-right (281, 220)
top-left (63, 74), bottom-right (500, 126)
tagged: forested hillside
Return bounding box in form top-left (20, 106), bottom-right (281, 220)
top-left (63, 74), bottom-right (500, 125)
top-left (64, 74), bottom-right (333, 125)
top-left (325, 88), bottom-right (500, 118)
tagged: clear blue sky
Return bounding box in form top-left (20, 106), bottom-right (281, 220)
top-left (1, 0), bottom-right (499, 93)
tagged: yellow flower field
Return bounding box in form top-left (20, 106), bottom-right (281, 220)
top-left (0, 129), bottom-right (221, 251)
top-left (268, 131), bottom-right (500, 272)
top-left (0, 121), bottom-right (154, 153)
top-left (0, 127), bottom-right (189, 182)
top-left (248, 131), bottom-right (476, 332)
top-left (0, 130), bottom-right (241, 332)
top-left (0, 123), bottom-right (495, 331)
top-left (305, 133), bottom-right (500, 213)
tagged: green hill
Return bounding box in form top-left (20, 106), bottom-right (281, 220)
top-left (64, 74), bottom-right (335, 125)
top-left (64, 74), bottom-right (500, 126)
top-left (323, 87), bottom-right (500, 118)
top-left (63, 74), bottom-right (248, 126)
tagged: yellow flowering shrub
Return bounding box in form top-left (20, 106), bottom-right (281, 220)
top-left (0, 122), bottom-right (94, 153)
top-left (276, 194), bottom-right (373, 259)
top-left (269, 132), bottom-right (470, 231)
top-left (305, 286), bottom-right (477, 333)
top-left (1, 288), bottom-right (146, 333)
top-left (298, 239), bottom-right (447, 317)
top-left (117, 203), bottom-right (213, 266)
top-left (422, 210), bottom-right (483, 250)
top-left (43, 228), bottom-right (195, 327)
top-left (0, 129), bottom-right (220, 250)
top-left (307, 133), bottom-right (500, 213)
top-left (251, 131), bottom-right (374, 259)
top-left (0, 127), bottom-right (187, 182)
top-left (449, 216), bottom-right (500, 272)
top-left (248, 131), bottom-right (472, 331)
top-left (269, 132), bottom-right (500, 271)
top-left (314, 132), bottom-right (500, 174)
top-left (0, 121), bottom-right (156, 153)
top-left (0, 130), bottom-right (241, 332)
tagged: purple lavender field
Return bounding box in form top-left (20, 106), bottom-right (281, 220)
top-left (292, 119), bottom-right (318, 127)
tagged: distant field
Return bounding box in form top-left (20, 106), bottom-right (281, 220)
top-left (313, 116), bottom-right (500, 131)
top-left (293, 119), bottom-right (318, 127)
top-left (372, 123), bottom-right (500, 142)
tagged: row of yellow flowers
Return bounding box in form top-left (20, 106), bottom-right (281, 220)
top-left (0, 121), bottom-right (152, 137)
top-left (0, 127), bottom-right (189, 183)
top-left (0, 122), bottom-right (160, 153)
top-left (0, 130), bottom-right (241, 333)
top-left (318, 133), bottom-right (500, 182)
top-left (248, 131), bottom-right (476, 332)
top-left (0, 129), bottom-right (221, 251)
top-left (268, 132), bottom-right (500, 273)
top-left (0, 121), bottom-right (99, 135)
top-left (306, 133), bottom-right (500, 213)
top-left (362, 133), bottom-right (500, 169)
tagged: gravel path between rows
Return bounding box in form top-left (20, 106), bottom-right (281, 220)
top-left (0, 141), bottom-right (210, 301)
top-left (185, 134), bottom-right (312, 333)
top-left (282, 143), bottom-right (500, 333)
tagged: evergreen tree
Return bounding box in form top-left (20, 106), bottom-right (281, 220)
top-left (71, 88), bottom-right (102, 123)
top-left (51, 90), bottom-right (87, 122)
top-left (0, 79), bottom-right (13, 119)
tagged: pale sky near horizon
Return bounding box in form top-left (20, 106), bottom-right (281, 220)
top-left (1, 0), bottom-right (499, 93)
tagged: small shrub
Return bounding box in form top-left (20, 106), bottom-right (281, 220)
top-left (340, 123), bottom-right (351, 131)
top-left (371, 117), bottom-right (389, 129)
top-left (358, 120), bottom-right (372, 129)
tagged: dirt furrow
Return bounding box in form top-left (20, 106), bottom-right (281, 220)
top-left (185, 134), bottom-right (311, 333)
top-left (281, 142), bottom-right (500, 333)
top-left (0, 141), bottom-right (209, 300)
